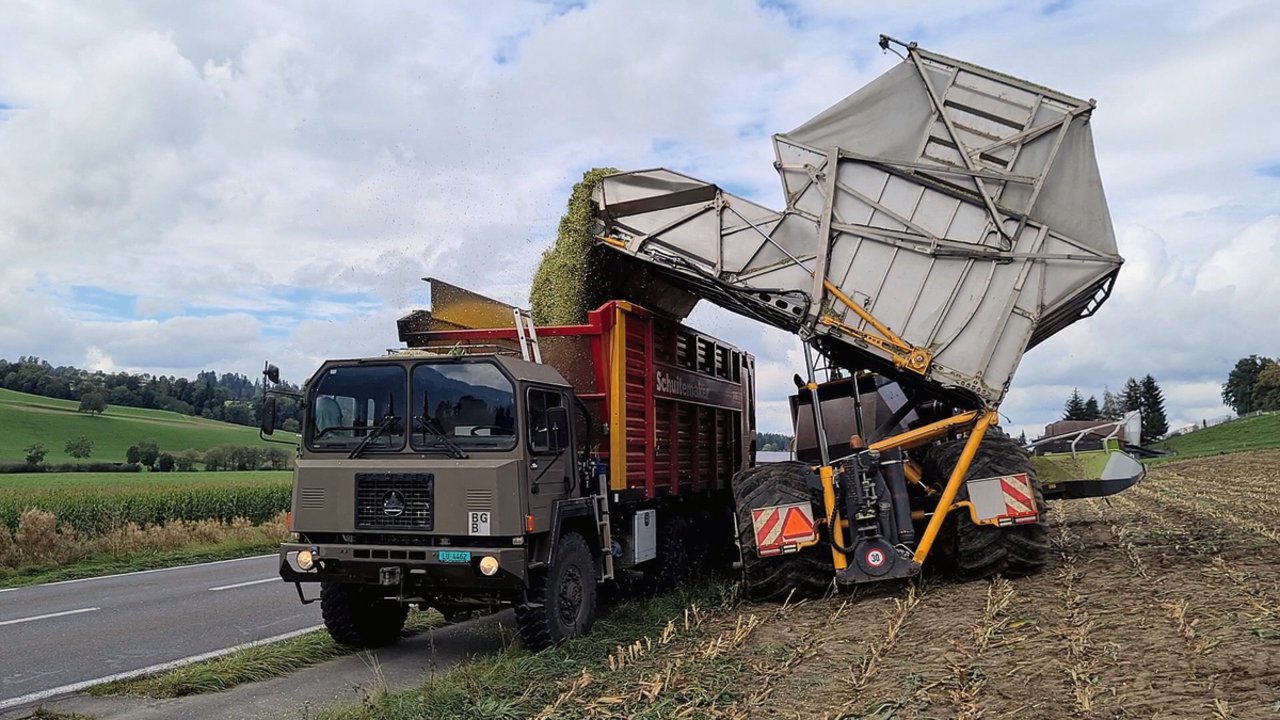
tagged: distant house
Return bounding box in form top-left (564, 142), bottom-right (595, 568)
top-left (1033, 419), bottom-right (1128, 454)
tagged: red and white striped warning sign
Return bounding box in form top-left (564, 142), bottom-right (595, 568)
top-left (751, 502), bottom-right (817, 556)
top-left (998, 473), bottom-right (1038, 524)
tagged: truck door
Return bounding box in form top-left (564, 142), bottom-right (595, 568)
top-left (525, 387), bottom-right (574, 529)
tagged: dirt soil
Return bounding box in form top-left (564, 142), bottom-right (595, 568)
top-left (529, 450), bottom-right (1280, 719)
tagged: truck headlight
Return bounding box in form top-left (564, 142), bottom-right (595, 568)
top-left (297, 548), bottom-right (315, 571)
top-left (479, 555), bottom-right (500, 576)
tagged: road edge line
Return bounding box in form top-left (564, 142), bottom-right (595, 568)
top-left (0, 607), bottom-right (99, 627)
top-left (209, 577), bottom-right (278, 592)
top-left (0, 624), bottom-right (324, 712)
top-left (4, 553), bottom-right (276, 592)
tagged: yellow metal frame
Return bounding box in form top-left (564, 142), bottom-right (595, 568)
top-left (818, 465), bottom-right (848, 570)
top-left (820, 279), bottom-right (933, 375)
top-left (608, 305), bottom-right (628, 492)
top-left (911, 410), bottom-right (996, 563)
top-left (806, 408), bottom-right (998, 569)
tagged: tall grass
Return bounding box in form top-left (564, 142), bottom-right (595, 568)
top-left (0, 508), bottom-right (290, 571)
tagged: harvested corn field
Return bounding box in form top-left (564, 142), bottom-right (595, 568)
top-left (489, 451), bottom-right (1280, 719)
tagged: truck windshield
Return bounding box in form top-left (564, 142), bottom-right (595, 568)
top-left (412, 362), bottom-right (516, 451)
top-left (308, 364), bottom-right (406, 451)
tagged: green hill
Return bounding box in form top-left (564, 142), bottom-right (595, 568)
top-left (1156, 412), bottom-right (1280, 460)
top-left (0, 387), bottom-right (279, 464)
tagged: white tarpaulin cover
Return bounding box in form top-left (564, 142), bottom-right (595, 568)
top-left (591, 39), bottom-right (1122, 406)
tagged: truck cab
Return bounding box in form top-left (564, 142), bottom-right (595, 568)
top-left (271, 352), bottom-right (603, 647)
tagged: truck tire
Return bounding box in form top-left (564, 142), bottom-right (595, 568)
top-left (652, 514), bottom-right (690, 593)
top-left (319, 583), bottom-right (409, 648)
top-left (923, 433), bottom-right (1049, 580)
top-left (733, 462), bottom-right (834, 601)
top-left (516, 531), bottom-right (597, 650)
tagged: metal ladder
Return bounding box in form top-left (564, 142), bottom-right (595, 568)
top-left (595, 471), bottom-right (615, 581)
top-left (513, 308), bottom-right (542, 363)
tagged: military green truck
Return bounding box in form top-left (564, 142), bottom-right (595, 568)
top-left (261, 280), bottom-right (753, 649)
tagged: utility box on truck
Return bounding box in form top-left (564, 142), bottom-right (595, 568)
top-left (264, 279), bottom-right (751, 649)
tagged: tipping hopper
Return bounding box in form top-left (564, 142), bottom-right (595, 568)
top-left (590, 36), bottom-right (1122, 407)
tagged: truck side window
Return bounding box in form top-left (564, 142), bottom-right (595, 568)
top-left (527, 388), bottom-right (565, 454)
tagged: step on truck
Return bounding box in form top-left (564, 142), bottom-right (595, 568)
top-left (261, 279), bottom-right (751, 648)
top-left (583, 35), bottom-right (1145, 597)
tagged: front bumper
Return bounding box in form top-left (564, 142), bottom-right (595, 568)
top-left (279, 542), bottom-right (528, 591)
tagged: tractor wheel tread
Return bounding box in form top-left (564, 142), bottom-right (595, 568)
top-left (733, 462), bottom-right (833, 602)
top-left (923, 434), bottom-right (1049, 582)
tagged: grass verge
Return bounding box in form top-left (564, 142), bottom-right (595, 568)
top-left (24, 710), bottom-right (93, 720)
top-left (92, 610), bottom-right (445, 699)
top-left (310, 581), bottom-right (740, 720)
top-left (0, 538), bottom-right (277, 589)
top-left (1152, 412), bottom-right (1280, 462)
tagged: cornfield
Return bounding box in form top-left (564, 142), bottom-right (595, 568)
top-left (0, 479), bottom-right (290, 536)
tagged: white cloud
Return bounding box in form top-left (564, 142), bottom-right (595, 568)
top-left (2, 0), bottom-right (1278, 437)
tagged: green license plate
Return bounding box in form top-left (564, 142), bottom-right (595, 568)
top-left (438, 550), bottom-right (472, 564)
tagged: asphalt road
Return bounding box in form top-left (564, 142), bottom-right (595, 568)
top-left (0, 554), bottom-right (322, 711)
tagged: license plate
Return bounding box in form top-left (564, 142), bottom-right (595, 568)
top-left (438, 550), bottom-right (472, 564)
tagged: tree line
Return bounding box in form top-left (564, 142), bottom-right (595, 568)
top-left (1060, 375), bottom-right (1168, 444)
top-left (0, 356), bottom-right (303, 430)
top-left (14, 437), bottom-right (291, 473)
top-left (757, 432), bottom-right (793, 452)
top-left (1221, 355), bottom-right (1280, 415)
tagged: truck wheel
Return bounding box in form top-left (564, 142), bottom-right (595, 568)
top-left (924, 433), bottom-right (1049, 580)
top-left (319, 583), bottom-right (408, 648)
top-left (653, 514), bottom-right (690, 593)
top-left (516, 531), bottom-right (597, 651)
top-left (733, 462), bottom-right (834, 601)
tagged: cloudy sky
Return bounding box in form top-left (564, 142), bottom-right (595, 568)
top-left (2, 0), bottom-right (1277, 438)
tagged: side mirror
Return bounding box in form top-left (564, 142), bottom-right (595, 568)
top-left (260, 395), bottom-right (277, 436)
top-left (263, 361), bottom-right (281, 385)
top-left (547, 406), bottom-right (570, 452)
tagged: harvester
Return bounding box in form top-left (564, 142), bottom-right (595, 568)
top-left (584, 35), bottom-right (1143, 595)
top-left (263, 36), bottom-right (1145, 649)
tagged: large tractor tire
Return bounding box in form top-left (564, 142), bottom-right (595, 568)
top-left (923, 433), bottom-right (1049, 580)
top-left (320, 583), bottom-right (409, 648)
top-left (733, 462), bottom-right (834, 601)
top-left (515, 531), bottom-right (597, 650)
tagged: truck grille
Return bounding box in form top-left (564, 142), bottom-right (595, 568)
top-left (354, 472), bottom-right (434, 530)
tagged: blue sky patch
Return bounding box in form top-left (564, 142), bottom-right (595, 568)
top-left (650, 137), bottom-right (684, 156)
top-left (736, 120), bottom-right (767, 141)
top-left (69, 285), bottom-right (138, 320)
top-left (1042, 0), bottom-right (1074, 15)
top-left (547, 0), bottom-right (586, 15)
top-left (1258, 161), bottom-right (1280, 178)
top-left (757, 0), bottom-right (805, 30)
top-left (271, 285), bottom-right (380, 309)
top-left (493, 31), bottom-right (529, 65)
